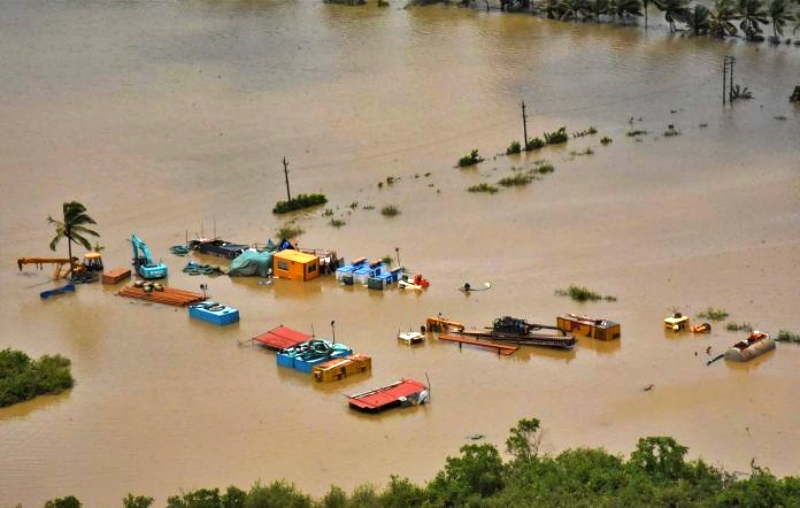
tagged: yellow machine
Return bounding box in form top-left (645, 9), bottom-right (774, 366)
top-left (17, 257), bottom-right (83, 279)
top-left (425, 316), bottom-right (465, 333)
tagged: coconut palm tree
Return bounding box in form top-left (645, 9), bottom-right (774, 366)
top-left (709, 0), bottom-right (739, 38)
top-left (559, 0), bottom-right (589, 20)
top-left (48, 201), bottom-right (100, 275)
top-left (685, 3), bottom-right (711, 34)
top-left (652, 0), bottom-right (690, 31)
top-left (612, 0), bottom-right (644, 23)
top-left (766, 0), bottom-right (793, 38)
top-left (737, 0), bottom-right (768, 39)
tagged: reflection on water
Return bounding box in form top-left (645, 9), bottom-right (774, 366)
top-left (1, 1), bottom-right (800, 506)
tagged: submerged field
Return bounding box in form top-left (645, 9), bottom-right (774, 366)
top-left (1, 2), bottom-right (799, 506)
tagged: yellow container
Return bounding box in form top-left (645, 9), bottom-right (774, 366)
top-left (312, 354), bottom-right (371, 382)
top-left (557, 314), bottom-right (621, 341)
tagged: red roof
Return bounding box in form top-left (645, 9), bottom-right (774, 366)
top-left (253, 325), bottom-right (312, 351)
top-left (348, 379), bottom-right (427, 411)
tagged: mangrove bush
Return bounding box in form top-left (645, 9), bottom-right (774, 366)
top-left (0, 348), bottom-right (74, 408)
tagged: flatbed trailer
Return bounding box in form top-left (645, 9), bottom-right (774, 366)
top-left (456, 329), bottom-right (577, 350)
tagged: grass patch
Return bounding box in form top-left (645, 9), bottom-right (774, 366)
top-left (276, 223), bottom-right (304, 239)
top-left (328, 218), bottom-right (346, 228)
top-left (554, 284), bottom-right (615, 303)
top-left (506, 141), bottom-right (522, 155)
top-left (0, 349), bottom-right (74, 407)
top-left (726, 322), bottom-right (754, 332)
top-left (468, 183), bottom-right (499, 194)
top-left (572, 126), bottom-right (598, 138)
top-left (381, 205), bottom-right (400, 217)
top-left (626, 129), bottom-right (648, 138)
top-left (776, 330), bottom-right (800, 343)
top-left (696, 307), bottom-right (729, 321)
top-left (272, 193), bottom-right (327, 214)
top-left (600, 136), bottom-right (613, 145)
top-left (533, 160), bottom-right (555, 174)
top-left (498, 170), bottom-right (536, 187)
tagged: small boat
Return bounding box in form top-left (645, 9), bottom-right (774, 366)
top-left (724, 331), bottom-right (776, 362)
top-left (398, 330), bottom-right (425, 345)
top-left (40, 283), bottom-right (76, 300)
top-left (347, 378), bottom-right (429, 413)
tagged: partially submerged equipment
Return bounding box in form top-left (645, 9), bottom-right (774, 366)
top-left (131, 234), bottom-right (168, 280)
top-left (347, 378), bottom-right (429, 413)
top-left (40, 283), bottom-right (75, 300)
top-left (312, 354), bottom-right (372, 382)
top-left (557, 313), bottom-right (621, 340)
top-left (725, 331), bottom-right (776, 362)
top-left (188, 301), bottom-right (240, 326)
top-left (228, 250), bottom-right (273, 278)
top-left (398, 330), bottom-right (425, 345)
top-left (664, 313), bottom-right (690, 332)
top-left (277, 339), bottom-right (353, 373)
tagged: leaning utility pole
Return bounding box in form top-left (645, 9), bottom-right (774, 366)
top-left (722, 57), bottom-right (727, 105)
top-left (282, 157), bottom-right (292, 201)
top-left (723, 56), bottom-right (736, 104)
top-left (521, 101), bottom-right (529, 149)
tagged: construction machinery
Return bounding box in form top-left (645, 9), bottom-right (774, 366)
top-left (17, 257), bottom-right (85, 279)
top-left (131, 234), bottom-right (168, 279)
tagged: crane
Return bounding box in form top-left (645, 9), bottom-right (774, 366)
top-left (131, 234), bottom-right (168, 280)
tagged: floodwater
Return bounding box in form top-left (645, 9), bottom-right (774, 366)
top-left (1, 1), bottom-right (799, 506)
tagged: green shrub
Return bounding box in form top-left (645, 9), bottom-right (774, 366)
top-left (600, 136), bottom-right (613, 145)
top-left (534, 160), bottom-right (555, 174)
top-left (498, 170), bottom-right (536, 187)
top-left (544, 127), bottom-right (569, 144)
top-left (468, 183), bottom-right (499, 194)
top-left (726, 322), bottom-right (753, 332)
top-left (776, 330), bottom-right (800, 343)
top-left (328, 218), bottom-right (346, 228)
top-left (381, 205), bottom-right (400, 217)
top-left (506, 141), bottom-right (522, 155)
top-left (458, 149), bottom-right (484, 168)
top-left (0, 349), bottom-right (74, 408)
top-left (276, 224), bottom-right (303, 240)
top-left (696, 307), bottom-right (729, 321)
top-left (525, 137), bottom-right (545, 151)
top-left (272, 193), bottom-right (327, 214)
top-left (553, 284), bottom-right (613, 302)
top-left (626, 129), bottom-right (648, 137)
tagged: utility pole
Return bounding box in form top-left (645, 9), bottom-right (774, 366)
top-left (282, 157), bottom-right (292, 201)
top-left (521, 101), bottom-right (529, 149)
top-left (723, 56), bottom-right (736, 105)
top-left (722, 57), bottom-right (728, 105)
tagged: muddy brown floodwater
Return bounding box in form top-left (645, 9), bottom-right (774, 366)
top-left (1, 1), bottom-right (799, 506)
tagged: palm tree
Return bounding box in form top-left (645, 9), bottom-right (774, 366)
top-left (652, 0), bottom-right (690, 31)
top-left (737, 0), bottom-right (768, 39)
top-left (709, 0), bottom-right (739, 38)
top-left (685, 3), bottom-right (711, 34)
top-left (559, 0), bottom-right (589, 20)
top-left (612, 0), bottom-right (644, 23)
top-left (48, 201), bottom-right (100, 275)
top-left (766, 0), bottom-right (793, 39)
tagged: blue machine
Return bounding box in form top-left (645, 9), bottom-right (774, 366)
top-left (131, 234), bottom-right (168, 280)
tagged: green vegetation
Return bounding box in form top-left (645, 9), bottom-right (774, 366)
top-left (726, 321), bottom-right (754, 332)
top-left (776, 330), bottom-right (800, 343)
top-left (276, 223), bottom-right (304, 240)
top-left (458, 149), bottom-right (484, 168)
top-left (627, 129), bottom-right (649, 137)
top-left (468, 182), bottom-right (500, 194)
top-left (600, 136), bottom-right (613, 145)
top-left (533, 160), bottom-right (555, 174)
top-left (543, 126), bottom-right (569, 144)
top-left (663, 125), bottom-right (681, 137)
top-left (328, 218), bottom-right (346, 228)
top-left (696, 306), bottom-right (729, 321)
top-left (572, 126), bottom-right (598, 138)
top-left (525, 137), bottom-right (545, 151)
top-left (498, 169), bottom-right (537, 187)
top-left (381, 255), bottom-right (394, 265)
top-left (0, 349), bottom-right (74, 407)
top-left (42, 416), bottom-right (800, 508)
top-left (554, 284), bottom-right (616, 302)
top-left (506, 140), bottom-right (522, 155)
top-left (380, 205), bottom-right (400, 217)
top-left (48, 201), bottom-right (100, 276)
top-left (272, 193), bottom-right (327, 214)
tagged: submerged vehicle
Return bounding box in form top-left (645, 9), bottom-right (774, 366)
top-left (724, 331), bottom-right (776, 362)
top-left (131, 234), bottom-right (168, 279)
